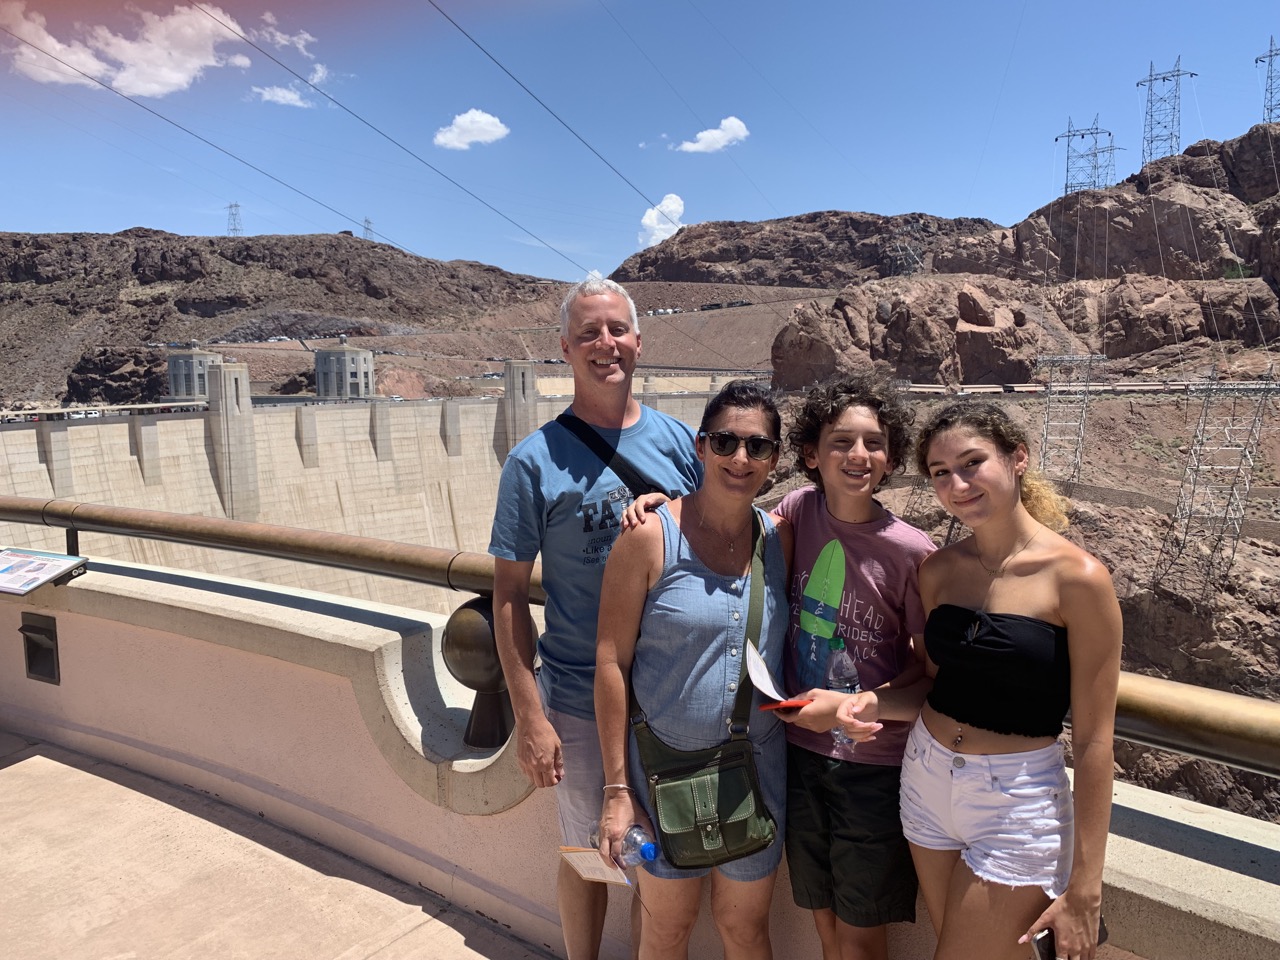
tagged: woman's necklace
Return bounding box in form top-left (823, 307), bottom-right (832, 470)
top-left (687, 493), bottom-right (753, 553)
top-left (976, 529), bottom-right (1040, 578)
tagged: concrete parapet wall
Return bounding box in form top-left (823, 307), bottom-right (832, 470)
top-left (0, 566), bottom-right (829, 959)
top-left (2, 571), bottom-right (1276, 959)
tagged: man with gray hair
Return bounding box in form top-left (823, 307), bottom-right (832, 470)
top-left (490, 277), bottom-right (701, 959)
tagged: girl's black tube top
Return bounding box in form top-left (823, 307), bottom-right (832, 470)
top-left (924, 603), bottom-right (1071, 738)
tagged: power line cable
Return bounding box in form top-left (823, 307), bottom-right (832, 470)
top-left (418, 0), bottom-right (802, 353)
top-left (596, 0), bottom-right (779, 217)
top-left (422, 0), bottom-right (681, 234)
top-left (187, 2), bottom-right (589, 274)
top-left (8, 68), bottom-right (326, 236)
top-left (681, 0), bottom-right (871, 187)
top-left (0, 23), bottom-right (418, 252)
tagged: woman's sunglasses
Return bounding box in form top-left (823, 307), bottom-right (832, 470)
top-left (698, 431), bottom-right (779, 461)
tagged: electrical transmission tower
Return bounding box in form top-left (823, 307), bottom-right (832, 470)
top-left (1258, 36), bottom-right (1280, 123)
top-left (1035, 354), bottom-right (1107, 483)
top-left (1152, 374), bottom-right (1279, 597)
top-left (1091, 138), bottom-right (1121, 189)
top-left (886, 239), bottom-right (924, 276)
top-left (1055, 116), bottom-right (1116, 195)
top-left (1136, 57), bottom-right (1197, 166)
top-left (362, 217), bottom-right (374, 240)
top-left (226, 202), bottom-right (242, 237)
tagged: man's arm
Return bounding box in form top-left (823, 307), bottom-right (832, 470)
top-left (493, 557), bottom-right (563, 788)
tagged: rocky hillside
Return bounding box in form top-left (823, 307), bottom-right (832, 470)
top-left (612, 211), bottom-right (999, 288)
top-left (762, 123), bottom-right (1280, 388)
top-left (0, 228), bottom-right (555, 403)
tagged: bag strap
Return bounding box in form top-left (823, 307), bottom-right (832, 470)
top-left (629, 508), bottom-right (767, 742)
top-left (555, 412), bottom-right (666, 498)
top-left (729, 510), bottom-right (767, 738)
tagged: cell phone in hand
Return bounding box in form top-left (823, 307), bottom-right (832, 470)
top-left (758, 698), bottom-right (813, 711)
top-left (1030, 916), bottom-right (1108, 960)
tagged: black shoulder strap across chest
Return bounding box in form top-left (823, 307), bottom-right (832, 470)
top-left (555, 412), bottom-right (666, 498)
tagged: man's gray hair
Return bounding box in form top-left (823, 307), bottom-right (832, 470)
top-left (559, 277), bottom-right (639, 337)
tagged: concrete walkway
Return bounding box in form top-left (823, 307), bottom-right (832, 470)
top-left (2, 729), bottom-right (1150, 960)
top-left (0, 730), bottom-right (557, 960)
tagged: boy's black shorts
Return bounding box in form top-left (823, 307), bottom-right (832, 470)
top-left (785, 743), bottom-right (918, 927)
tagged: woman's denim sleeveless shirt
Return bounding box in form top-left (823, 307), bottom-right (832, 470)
top-left (629, 503), bottom-right (788, 749)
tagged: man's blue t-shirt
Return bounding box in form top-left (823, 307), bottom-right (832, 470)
top-left (489, 405), bottom-right (702, 720)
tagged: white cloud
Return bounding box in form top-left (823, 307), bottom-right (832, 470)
top-left (639, 194), bottom-right (684, 248)
top-left (675, 116), bottom-right (749, 153)
top-left (253, 12), bottom-right (316, 59)
top-left (0, 1), bottom-right (249, 97)
top-left (0, 1), bottom-right (114, 88)
top-left (252, 85), bottom-right (312, 108)
top-left (434, 109), bottom-right (510, 150)
top-left (308, 63), bottom-right (329, 85)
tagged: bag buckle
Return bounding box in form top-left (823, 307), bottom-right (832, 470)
top-left (727, 719), bottom-right (749, 735)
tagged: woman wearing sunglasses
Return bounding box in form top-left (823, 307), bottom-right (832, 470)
top-left (595, 379), bottom-right (792, 960)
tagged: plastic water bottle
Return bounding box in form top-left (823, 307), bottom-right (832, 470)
top-left (826, 644), bottom-right (861, 747)
top-left (587, 820), bottom-right (658, 867)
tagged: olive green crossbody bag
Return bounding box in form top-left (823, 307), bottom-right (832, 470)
top-left (628, 510), bottom-right (777, 869)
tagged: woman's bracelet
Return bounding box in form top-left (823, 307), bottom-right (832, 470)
top-left (602, 783), bottom-right (633, 793)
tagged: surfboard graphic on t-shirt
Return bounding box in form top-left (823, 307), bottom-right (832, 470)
top-left (795, 538), bottom-right (845, 689)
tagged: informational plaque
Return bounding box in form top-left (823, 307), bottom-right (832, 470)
top-left (0, 548), bottom-right (87, 595)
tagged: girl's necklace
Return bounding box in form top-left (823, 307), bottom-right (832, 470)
top-left (688, 493), bottom-right (752, 553)
top-left (977, 529), bottom-right (1040, 578)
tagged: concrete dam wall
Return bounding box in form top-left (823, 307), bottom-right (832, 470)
top-left (0, 365), bottom-right (715, 613)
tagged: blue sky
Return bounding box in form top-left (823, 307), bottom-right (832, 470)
top-left (1, 1), bottom-right (1277, 281)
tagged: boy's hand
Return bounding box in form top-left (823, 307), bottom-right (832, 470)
top-left (621, 492), bottom-right (669, 530)
top-left (776, 689), bottom-right (844, 732)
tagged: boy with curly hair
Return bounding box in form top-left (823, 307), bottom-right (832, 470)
top-left (775, 373), bottom-right (935, 960)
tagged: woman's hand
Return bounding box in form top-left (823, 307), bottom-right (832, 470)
top-left (621, 492), bottom-right (669, 530)
top-left (597, 788), bottom-right (652, 868)
top-left (1019, 892), bottom-right (1102, 960)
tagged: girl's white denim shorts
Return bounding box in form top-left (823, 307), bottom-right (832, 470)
top-left (899, 717), bottom-right (1074, 898)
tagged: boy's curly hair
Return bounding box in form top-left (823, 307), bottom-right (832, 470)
top-left (786, 374), bottom-right (914, 492)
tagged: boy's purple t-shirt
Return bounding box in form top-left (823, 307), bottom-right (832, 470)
top-left (776, 486), bottom-right (936, 766)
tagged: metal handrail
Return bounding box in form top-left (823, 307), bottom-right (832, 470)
top-left (1112, 673), bottom-right (1280, 779)
top-left (0, 495), bottom-right (1276, 778)
top-left (0, 495), bottom-right (543, 602)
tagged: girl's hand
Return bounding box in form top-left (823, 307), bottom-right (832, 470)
top-left (621, 493), bottom-right (669, 530)
top-left (835, 691), bottom-right (884, 742)
top-left (1019, 893), bottom-right (1102, 960)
